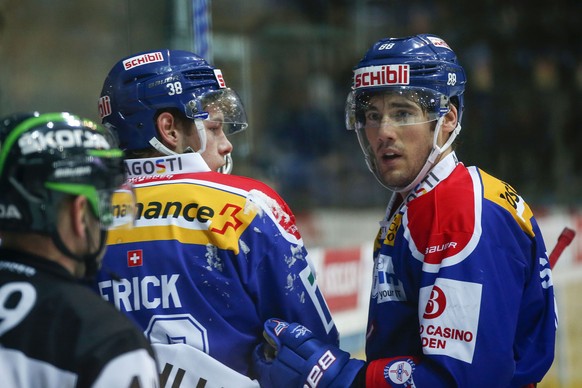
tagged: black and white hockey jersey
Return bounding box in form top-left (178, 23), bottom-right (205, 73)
top-left (0, 248), bottom-right (159, 387)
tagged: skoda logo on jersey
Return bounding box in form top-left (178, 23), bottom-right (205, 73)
top-left (18, 129), bottom-right (111, 156)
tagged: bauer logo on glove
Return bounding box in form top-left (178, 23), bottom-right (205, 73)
top-left (254, 318), bottom-right (365, 388)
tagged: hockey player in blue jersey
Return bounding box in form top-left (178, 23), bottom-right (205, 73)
top-left (94, 49), bottom-right (339, 386)
top-left (252, 34), bottom-right (557, 387)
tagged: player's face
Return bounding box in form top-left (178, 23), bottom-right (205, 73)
top-left (363, 94), bottom-right (435, 189)
top-left (200, 109), bottom-right (233, 171)
top-left (182, 107), bottom-right (233, 171)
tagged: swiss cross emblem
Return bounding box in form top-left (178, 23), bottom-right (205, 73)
top-left (127, 249), bottom-right (143, 267)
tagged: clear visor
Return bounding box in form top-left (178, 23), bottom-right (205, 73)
top-left (345, 87), bottom-right (449, 131)
top-left (186, 88), bottom-right (248, 136)
top-left (97, 181), bottom-right (136, 230)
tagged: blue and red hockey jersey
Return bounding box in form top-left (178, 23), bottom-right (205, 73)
top-left (94, 153), bottom-right (338, 382)
top-left (364, 152), bottom-right (556, 387)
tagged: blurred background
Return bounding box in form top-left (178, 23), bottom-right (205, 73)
top-left (1, 1), bottom-right (580, 386)
top-left (1, 0), bottom-right (581, 212)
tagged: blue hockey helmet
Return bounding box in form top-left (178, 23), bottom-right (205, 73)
top-left (98, 49), bottom-right (248, 152)
top-left (345, 34), bottom-right (467, 192)
top-left (346, 34), bottom-right (466, 130)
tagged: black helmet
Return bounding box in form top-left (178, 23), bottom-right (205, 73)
top-left (0, 112), bottom-right (126, 235)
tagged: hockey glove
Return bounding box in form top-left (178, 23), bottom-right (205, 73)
top-left (252, 318), bottom-right (365, 388)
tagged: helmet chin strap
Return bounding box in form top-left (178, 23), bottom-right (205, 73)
top-left (51, 226), bottom-right (107, 280)
top-left (149, 137), bottom-right (195, 156)
top-left (388, 118), bottom-right (461, 194)
top-left (148, 119), bottom-right (206, 156)
top-left (148, 119), bottom-right (233, 174)
top-left (217, 153), bottom-right (233, 174)
top-left (194, 120), bottom-right (207, 154)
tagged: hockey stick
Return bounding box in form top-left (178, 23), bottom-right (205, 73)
top-left (549, 227), bottom-right (576, 269)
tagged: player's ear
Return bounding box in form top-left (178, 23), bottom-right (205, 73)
top-left (68, 195), bottom-right (88, 238)
top-left (442, 103), bottom-right (458, 134)
top-left (156, 111), bottom-right (179, 148)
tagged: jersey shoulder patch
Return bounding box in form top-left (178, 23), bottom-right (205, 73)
top-left (208, 173), bottom-right (302, 241)
top-left (478, 168), bottom-right (534, 237)
top-left (406, 165), bottom-right (480, 269)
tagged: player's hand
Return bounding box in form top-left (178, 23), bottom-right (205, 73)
top-left (252, 318), bottom-right (365, 388)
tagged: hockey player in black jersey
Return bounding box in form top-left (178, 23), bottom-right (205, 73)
top-left (0, 112), bottom-right (159, 387)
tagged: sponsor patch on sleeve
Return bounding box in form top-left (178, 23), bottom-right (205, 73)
top-left (480, 168), bottom-right (534, 237)
top-left (419, 278), bottom-right (482, 363)
top-left (367, 357), bottom-right (419, 388)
